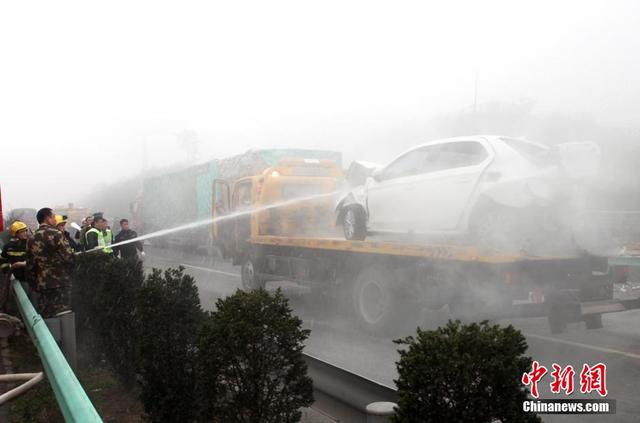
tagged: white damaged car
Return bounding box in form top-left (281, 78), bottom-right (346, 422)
top-left (336, 136), bottom-right (599, 252)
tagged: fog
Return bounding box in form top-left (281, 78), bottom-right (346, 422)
top-left (2, 0), bottom-right (640, 209)
top-left (4, 3), bottom-right (640, 421)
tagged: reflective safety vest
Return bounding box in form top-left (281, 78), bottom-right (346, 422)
top-left (86, 228), bottom-right (114, 254)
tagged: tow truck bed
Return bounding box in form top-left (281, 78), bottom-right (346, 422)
top-left (243, 235), bottom-right (640, 333)
top-left (251, 235), bottom-right (583, 264)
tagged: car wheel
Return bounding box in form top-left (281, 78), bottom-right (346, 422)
top-left (241, 256), bottom-right (265, 290)
top-left (343, 207), bottom-right (367, 241)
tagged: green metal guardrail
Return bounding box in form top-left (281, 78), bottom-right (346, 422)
top-left (11, 279), bottom-right (102, 422)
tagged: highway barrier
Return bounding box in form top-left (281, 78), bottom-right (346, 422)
top-left (12, 279), bottom-right (102, 422)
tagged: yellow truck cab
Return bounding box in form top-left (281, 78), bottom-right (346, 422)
top-left (212, 158), bottom-right (342, 263)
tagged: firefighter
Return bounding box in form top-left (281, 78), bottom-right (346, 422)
top-left (55, 214), bottom-right (78, 252)
top-left (26, 208), bottom-right (75, 318)
top-left (85, 217), bottom-right (114, 255)
top-left (1, 221), bottom-right (29, 282)
top-left (1, 221), bottom-right (30, 312)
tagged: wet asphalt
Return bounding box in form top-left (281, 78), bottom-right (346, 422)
top-left (144, 246), bottom-right (640, 422)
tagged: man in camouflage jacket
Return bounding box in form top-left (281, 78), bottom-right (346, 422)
top-left (26, 208), bottom-right (75, 318)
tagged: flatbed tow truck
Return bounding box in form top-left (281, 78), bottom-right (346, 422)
top-left (211, 159), bottom-right (640, 334)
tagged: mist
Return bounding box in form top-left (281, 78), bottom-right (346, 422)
top-left (3, 2), bottom-right (640, 421)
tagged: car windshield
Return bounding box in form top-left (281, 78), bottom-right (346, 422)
top-left (382, 147), bottom-right (434, 179)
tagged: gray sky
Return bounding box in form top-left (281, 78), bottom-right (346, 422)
top-left (1, 0), bottom-right (639, 209)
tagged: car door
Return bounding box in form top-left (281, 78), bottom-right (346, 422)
top-left (212, 179), bottom-right (235, 258)
top-left (232, 180), bottom-right (254, 252)
top-left (366, 146), bottom-right (438, 232)
top-left (412, 140), bottom-right (493, 231)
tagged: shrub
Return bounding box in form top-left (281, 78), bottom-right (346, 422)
top-left (96, 256), bottom-right (144, 385)
top-left (393, 320), bottom-right (541, 423)
top-left (196, 288), bottom-right (313, 423)
top-left (72, 253), bottom-right (110, 340)
top-left (72, 254), bottom-right (144, 385)
top-left (135, 267), bottom-right (204, 423)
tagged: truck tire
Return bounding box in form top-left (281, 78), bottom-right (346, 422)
top-left (241, 256), bottom-right (265, 291)
top-left (343, 207), bottom-right (367, 241)
top-left (584, 313), bottom-right (603, 330)
top-left (548, 305), bottom-right (568, 334)
top-left (353, 265), bottom-right (418, 335)
top-left (546, 291), bottom-right (581, 334)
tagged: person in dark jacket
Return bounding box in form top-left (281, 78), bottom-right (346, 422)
top-left (78, 215), bottom-right (94, 251)
top-left (0, 221), bottom-right (30, 312)
top-left (1, 221), bottom-right (29, 282)
top-left (114, 219), bottom-right (144, 259)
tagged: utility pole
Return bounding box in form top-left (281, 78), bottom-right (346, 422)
top-left (473, 67), bottom-right (479, 114)
top-left (142, 136), bottom-right (148, 171)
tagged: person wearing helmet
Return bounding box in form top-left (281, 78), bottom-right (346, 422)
top-left (0, 221), bottom-right (29, 282)
top-left (55, 215), bottom-right (78, 252)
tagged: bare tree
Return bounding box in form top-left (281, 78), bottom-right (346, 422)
top-left (175, 129), bottom-right (200, 162)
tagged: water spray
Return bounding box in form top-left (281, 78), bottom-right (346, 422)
top-left (77, 190), bottom-right (342, 255)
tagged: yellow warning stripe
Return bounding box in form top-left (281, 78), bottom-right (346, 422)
top-left (251, 236), bottom-right (571, 263)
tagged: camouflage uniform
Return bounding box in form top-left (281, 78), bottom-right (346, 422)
top-left (26, 224), bottom-right (75, 318)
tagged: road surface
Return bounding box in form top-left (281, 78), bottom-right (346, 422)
top-left (144, 246), bottom-right (640, 422)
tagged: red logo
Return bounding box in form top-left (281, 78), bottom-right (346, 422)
top-left (550, 364), bottom-right (575, 395)
top-left (522, 362), bottom-right (607, 398)
top-left (579, 363), bottom-right (608, 397)
top-left (522, 360), bottom-right (548, 398)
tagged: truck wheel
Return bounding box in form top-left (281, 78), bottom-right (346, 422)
top-left (548, 305), bottom-right (568, 334)
top-left (353, 266), bottom-right (418, 335)
top-left (241, 257), bottom-right (265, 291)
top-left (343, 207), bottom-right (367, 241)
top-left (584, 313), bottom-right (603, 330)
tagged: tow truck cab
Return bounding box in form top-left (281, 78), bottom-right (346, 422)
top-left (212, 158), bottom-right (342, 263)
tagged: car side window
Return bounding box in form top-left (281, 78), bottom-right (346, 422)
top-left (381, 147), bottom-right (435, 180)
top-left (233, 181), bottom-right (252, 210)
top-left (433, 141), bottom-right (488, 171)
top-left (214, 181), bottom-right (230, 215)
